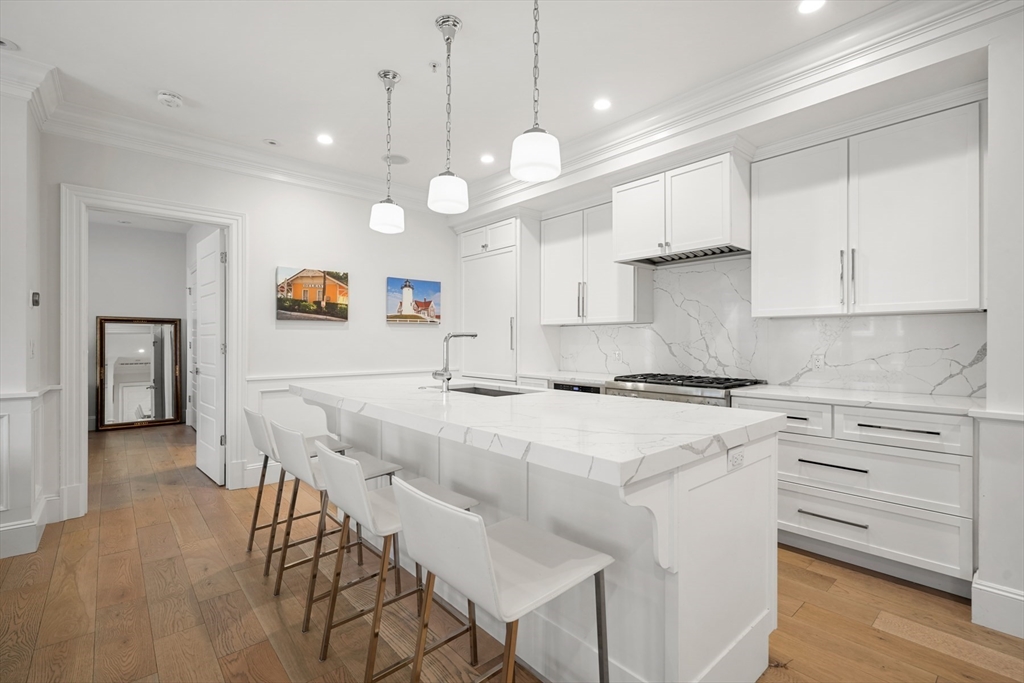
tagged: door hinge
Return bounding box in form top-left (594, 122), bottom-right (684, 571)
top-left (220, 342), bottom-right (226, 354)
top-left (220, 251), bottom-right (227, 264)
top-left (220, 435), bottom-right (226, 446)
top-left (195, 367), bottom-right (200, 376)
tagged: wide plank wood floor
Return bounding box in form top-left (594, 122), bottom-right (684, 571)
top-left (1, 424), bottom-right (1020, 683)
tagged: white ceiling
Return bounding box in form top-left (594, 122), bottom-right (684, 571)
top-left (89, 209), bottom-right (198, 234)
top-left (2, 0), bottom-right (895, 189)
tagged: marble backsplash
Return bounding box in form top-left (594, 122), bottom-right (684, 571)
top-left (559, 257), bottom-right (987, 397)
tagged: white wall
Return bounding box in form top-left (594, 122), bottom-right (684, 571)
top-left (87, 223), bottom-right (187, 428)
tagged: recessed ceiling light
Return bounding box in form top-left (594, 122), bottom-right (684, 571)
top-left (381, 154), bottom-right (410, 165)
top-left (317, 134), bottom-right (334, 145)
top-left (593, 98), bottom-right (611, 111)
top-left (480, 154), bottom-right (495, 164)
top-left (263, 139), bottom-right (280, 147)
top-left (138, 349), bottom-right (145, 353)
top-left (798, 0), bottom-right (826, 13)
top-left (0, 38), bottom-right (20, 51)
top-left (156, 90), bottom-right (183, 108)
top-left (117, 220), bottom-right (132, 224)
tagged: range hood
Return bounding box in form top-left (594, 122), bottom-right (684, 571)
top-left (630, 245), bottom-right (749, 267)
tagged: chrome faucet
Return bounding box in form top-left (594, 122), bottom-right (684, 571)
top-left (433, 332), bottom-right (478, 393)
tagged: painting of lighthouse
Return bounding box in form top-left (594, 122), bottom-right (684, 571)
top-left (386, 277), bottom-right (441, 324)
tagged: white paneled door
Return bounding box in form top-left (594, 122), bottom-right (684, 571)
top-left (540, 210), bottom-right (584, 325)
top-left (461, 248), bottom-right (517, 381)
top-left (196, 231), bottom-right (226, 485)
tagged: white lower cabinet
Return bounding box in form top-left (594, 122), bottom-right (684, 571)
top-left (736, 396), bottom-right (973, 580)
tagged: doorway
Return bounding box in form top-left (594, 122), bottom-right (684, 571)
top-left (60, 185), bottom-right (247, 519)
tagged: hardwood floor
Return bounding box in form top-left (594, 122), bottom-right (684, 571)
top-left (0, 424), bottom-right (1020, 683)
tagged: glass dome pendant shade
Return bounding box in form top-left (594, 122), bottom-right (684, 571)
top-left (510, 0), bottom-right (560, 183)
top-left (427, 15), bottom-right (469, 215)
top-left (370, 69), bottom-right (405, 234)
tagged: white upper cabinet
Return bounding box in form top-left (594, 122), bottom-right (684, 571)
top-left (612, 153), bottom-right (750, 263)
top-left (666, 153), bottom-right (750, 254)
top-left (751, 103), bottom-right (982, 318)
top-left (460, 218), bottom-right (517, 256)
top-left (752, 139), bottom-right (849, 317)
top-left (611, 175), bottom-right (666, 262)
top-left (542, 203), bottom-right (652, 325)
top-left (540, 211), bottom-right (585, 325)
top-left (849, 104), bottom-right (980, 314)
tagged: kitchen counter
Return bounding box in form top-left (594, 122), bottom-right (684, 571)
top-left (294, 376), bottom-right (784, 682)
top-left (730, 384), bottom-right (985, 416)
top-left (516, 369), bottom-right (615, 385)
top-left (292, 377), bottom-right (785, 487)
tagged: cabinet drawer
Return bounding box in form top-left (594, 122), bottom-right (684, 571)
top-left (778, 434), bottom-right (971, 517)
top-left (779, 481), bottom-right (972, 579)
top-left (834, 406), bottom-right (973, 455)
top-left (732, 397), bottom-right (832, 437)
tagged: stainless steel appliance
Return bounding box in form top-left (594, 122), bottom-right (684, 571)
top-left (604, 373), bottom-right (764, 407)
top-left (550, 381), bottom-right (604, 394)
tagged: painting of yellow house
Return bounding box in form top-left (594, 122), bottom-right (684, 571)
top-left (276, 267), bottom-right (348, 321)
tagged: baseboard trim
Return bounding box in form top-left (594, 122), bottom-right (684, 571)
top-left (0, 492), bottom-right (61, 558)
top-left (779, 530), bottom-right (972, 598)
top-left (241, 459), bottom-right (283, 489)
top-left (972, 575), bottom-right (1024, 638)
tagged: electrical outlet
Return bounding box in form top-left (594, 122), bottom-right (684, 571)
top-left (727, 447), bottom-right (745, 472)
top-left (812, 354), bottom-right (825, 371)
top-left (613, 351), bottom-right (622, 363)
top-left (29, 339), bottom-right (35, 359)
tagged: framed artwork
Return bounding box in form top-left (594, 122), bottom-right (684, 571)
top-left (276, 267), bottom-right (348, 321)
top-left (386, 277), bottom-right (440, 324)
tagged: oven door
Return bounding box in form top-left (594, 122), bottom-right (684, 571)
top-left (605, 387), bottom-right (728, 407)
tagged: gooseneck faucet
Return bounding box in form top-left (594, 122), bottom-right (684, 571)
top-left (433, 332), bottom-right (478, 393)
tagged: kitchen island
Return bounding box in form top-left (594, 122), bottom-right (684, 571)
top-left (292, 378), bottom-right (786, 683)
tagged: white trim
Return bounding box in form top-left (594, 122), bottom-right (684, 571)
top-left (61, 185), bottom-right (250, 508)
top-left (0, 385), bottom-right (61, 400)
top-left (969, 408), bottom-right (1024, 422)
top-left (0, 493), bottom-right (60, 559)
top-left (753, 80), bottom-right (988, 161)
top-left (0, 414), bottom-right (9, 512)
top-left (973, 575), bottom-right (1024, 638)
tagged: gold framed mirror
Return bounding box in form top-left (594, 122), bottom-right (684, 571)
top-left (96, 316), bottom-right (182, 430)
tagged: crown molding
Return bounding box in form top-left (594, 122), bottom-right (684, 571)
top-left (753, 80), bottom-right (989, 161)
top-left (0, 53), bottom-right (61, 129)
top-left (462, 0), bottom-right (1020, 221)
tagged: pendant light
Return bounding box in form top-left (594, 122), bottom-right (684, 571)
top-left (427, 15), bottom-right (469, 214)
top-left (369, 70), bottom-right (405, 234)
top-left (509, 0), bottom-right (561, 182)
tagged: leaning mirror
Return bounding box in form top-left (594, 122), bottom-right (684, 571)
top-left (97, 317), bottom-right (182, 430)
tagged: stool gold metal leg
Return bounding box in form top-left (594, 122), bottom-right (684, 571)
top-left (357, 522), bottom-right (364, 565)
top-left (410, 571), bottom-right (436, 683)
top-left (263, 468), bottom-right (287, 577)
top-left (246, 454), bottom-right (269, 552)
top-left (301, 490), bottom-right (330, 632)
top-left (319, 513), bottom-right (351, 661)
top-left (392, 533), bottom-right (402, 595)
top-left (273, 478), bottom-right (300, 596)
top-left (595, 570), bottom-right (609, 683)
top-left (415, 563), bottom-right (423, 616)
top-left (468, 600), bottom-right (478, 666)
top-left (363, 534), bottom-right (393, 683)
top-left (502, 621), bottom-right (519, 683)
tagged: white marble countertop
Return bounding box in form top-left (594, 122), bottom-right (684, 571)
top-left (291, 377), bottom-right (786, 487)
top-left (515, 369), bottom-right (615, 385)
top-left (730, 384), bottom-right (986, 416)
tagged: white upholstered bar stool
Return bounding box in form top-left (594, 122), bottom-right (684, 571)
top-left (314, 444), bottom-right (481, 682)
top-left (392, 477), bottom-right (614, 683)
top-left (269, 420), bottom-right (402, 632)
top-left (243, 408), bottom-right (355, 578)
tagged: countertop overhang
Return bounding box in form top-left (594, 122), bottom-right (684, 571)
top-left (290, 377), bottom-right (786, 487)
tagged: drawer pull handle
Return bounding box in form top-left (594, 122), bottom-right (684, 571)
top-left (857, 423), bottom-right (941, 437)
top-left (798, 509), bottom-right (869, 530)
top-left (798, 458), bottom-right (868, 474)
top-left (787, 415), bottom-right (809, 421)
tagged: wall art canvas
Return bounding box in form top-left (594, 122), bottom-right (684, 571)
top-left (387, 277), bottom-right (441, 324)
top-left (276, 267), bottom-right (349, 321)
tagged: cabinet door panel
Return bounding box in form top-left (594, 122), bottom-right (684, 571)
top-left (486, 219), bottom-right (517, 251)
top-left (584, 204), bottom-right (637, 324)
top-left (460, 227), bottom-right (487, 256)
top-left (751, 140), bottom-right (848, 317)
top-left (612, 175), bottom-right (665, 262)
top-left (462, 249), bottom-right (516, 380)
top-left (665, 154), bottom-right (729, 251)
top-left (849, 103), bottom-right (980, 313)
top-left (541, 212), bottom-right (584, 325)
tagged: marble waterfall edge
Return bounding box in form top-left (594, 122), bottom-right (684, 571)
top-left (559, 256), bottom-right (986, 397)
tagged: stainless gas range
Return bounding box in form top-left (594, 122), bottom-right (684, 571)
top-left (604, 373), bottom-right (764, 407)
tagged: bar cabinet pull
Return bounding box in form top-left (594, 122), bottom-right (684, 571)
top-left (857, 423), bottom-right (941, 437)
top-left (798, 458), bottom-right (868, 474)
top-left (798, 509), bottom-right (869, 529)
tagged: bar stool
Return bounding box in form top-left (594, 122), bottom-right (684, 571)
top-left (392, 477), bottom-right (614, 683)
top-left (314, 443), bottom-right (481, 682)
top-left (243, 408), bottom-right (352, 577)
top-left (269, 420), bottom-right (401, 631)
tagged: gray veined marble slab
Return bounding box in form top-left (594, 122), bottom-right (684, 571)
top-left (731, 384), bottom-right (985, 415)
top-left (291, 377), bottom-right (786, 487)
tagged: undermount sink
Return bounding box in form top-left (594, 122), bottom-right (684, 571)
top-left (450, 386), bottom-right (523, 397)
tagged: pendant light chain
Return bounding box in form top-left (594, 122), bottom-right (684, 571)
top-left (445, 37), bottom-right (453, 172)
top-left (385, 84), bottom-right (393, 200)
top-left (532, 0), bottom-right (540, 128)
